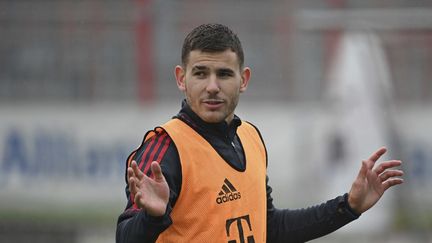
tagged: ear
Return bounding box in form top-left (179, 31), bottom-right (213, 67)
top-left (175, 65), bottom-right (186, 91)
top-left (240, 67), bottom-right (251, 93)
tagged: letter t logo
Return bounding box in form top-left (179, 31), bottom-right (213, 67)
top-left (225, 215), bottom-right (255, 243)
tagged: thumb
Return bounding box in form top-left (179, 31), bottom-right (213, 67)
top-left (357, 160), bottom-right (368, 179)
top-left (151, 161), bottom-right (165, 182)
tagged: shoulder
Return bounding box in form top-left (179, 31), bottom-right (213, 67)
top-left (240, 121), bottom-right (265, 143)
top-left (127, 127), bottom-right (179, 175)
top-left (241, 120), bottom-right (268, 166)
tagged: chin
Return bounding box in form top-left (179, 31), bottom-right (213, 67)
top-left (200, 113), bottom-right (225, 123)
top-left (202, 117), bottom-right (223, 123)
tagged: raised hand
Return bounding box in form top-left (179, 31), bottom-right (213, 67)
top-left (348, 147), bottom-right (404, 214)
top-left (127, 160), bottom-right (170, 216)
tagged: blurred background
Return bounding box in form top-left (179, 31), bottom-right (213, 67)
top-left (1, 0), bottom-right (432, 242)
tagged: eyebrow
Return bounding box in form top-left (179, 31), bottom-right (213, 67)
top-left (191, 65), bottom-right (235, 74)
top-left (217, 68), bottom-right (235, 74)
top-left (191, 65), bottom-right (209, 72)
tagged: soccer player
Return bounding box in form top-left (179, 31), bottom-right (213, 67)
top-left (116, 23), bottom-right (404, 243)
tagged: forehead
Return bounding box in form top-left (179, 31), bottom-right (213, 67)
top-left (186, 50), bottom-right (240, 70)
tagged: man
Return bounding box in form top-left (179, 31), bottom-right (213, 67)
top-left (116, 23), bottom-right (404, 243)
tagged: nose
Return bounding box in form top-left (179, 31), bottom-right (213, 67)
top-left (206, 74), bottom-right (220, 94)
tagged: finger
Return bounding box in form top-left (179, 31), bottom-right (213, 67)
top-left (357, 160), bottom-right (368, 179)
top-left (365, 159), bottom-right (375, 171)
top-left (379, 169), bottom-right (404, 181)
top-left (134, 191), bottom-right (144, 208)
top-left (127, 167), bottom-right (134, 183)
top-left (382, 178), bottom-right (404, 191)
top-left (131, 160), bottom-right (144, 180)
top-left (151, 161), bottom-right (165, 182)
top-left (368, 147), bottom-right (387, 163)
top-left (374, 160), bottom-right (402, 175)
top-left (129, 177), bottom-right (138, 195)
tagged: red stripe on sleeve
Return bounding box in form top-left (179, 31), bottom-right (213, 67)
top-left (155, 136), bottom-right (171, 163)
top-left (130, 135), bottom-right (158, 210)
top-left (138, 135), bottom-right (157, 171)
top-left (129, 131), bottom-right (171, 209)
top-left (142, 133), bottom-right (168, 175)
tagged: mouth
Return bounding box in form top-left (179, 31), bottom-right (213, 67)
top-left (203, 99), bottom-right (224, 110)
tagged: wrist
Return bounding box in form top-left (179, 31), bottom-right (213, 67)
top-left (347, 193), bottom-right (361, 215)
top-left (143, 204), bottom-right (172, 224)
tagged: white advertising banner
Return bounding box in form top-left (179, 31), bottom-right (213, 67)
top-left (0, 103), bottom-right (178, 217)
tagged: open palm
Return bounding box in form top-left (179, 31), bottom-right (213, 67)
top-left (128, 160), bottom-right (170, 217)
top-left (348, 147), bottom-right (404, 214)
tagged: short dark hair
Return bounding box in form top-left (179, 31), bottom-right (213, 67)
top-left (181, 23), bottom-right (244, 68)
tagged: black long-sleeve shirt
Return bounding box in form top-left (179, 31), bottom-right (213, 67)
top-left (116, 100), bottom-right (360, 243)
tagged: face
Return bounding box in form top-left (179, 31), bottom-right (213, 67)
top-left (175, 50), bottom-right (250, 124)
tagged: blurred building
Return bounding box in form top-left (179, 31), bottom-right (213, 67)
top-left (1, 0), bottom-right (432, 242)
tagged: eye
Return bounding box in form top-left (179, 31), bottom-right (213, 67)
top-left (218, 71), bottom-right (234, 79)
top-left (194, 71), bottom-right (207, 79)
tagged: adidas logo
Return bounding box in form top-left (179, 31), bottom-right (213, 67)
top-left (216, 178), bottom-right (241, 204)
